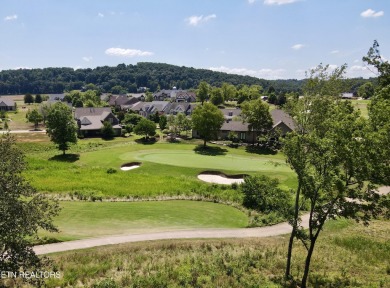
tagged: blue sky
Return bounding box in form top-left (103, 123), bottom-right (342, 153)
top-left (1, 0), bottom-right (389, 79)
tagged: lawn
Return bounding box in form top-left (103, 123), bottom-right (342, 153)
top-left (26, 219), bottom-right (390, 288)
top-left (351, 99), bottom-right (370, 118)
top-left (39, 200), bottom-right (249, 241)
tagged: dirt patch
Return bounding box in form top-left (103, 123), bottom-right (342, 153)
top-left (121, 162), bottom-right (142, 171)
top-left (197, 171), bottom-right (247, 185)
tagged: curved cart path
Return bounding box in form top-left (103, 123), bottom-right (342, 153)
top-left (34, 187), bottom-right (389, 255)
top-left (34, 214), bottom-right (310, 255)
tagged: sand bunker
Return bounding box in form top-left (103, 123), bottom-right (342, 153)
top-left (121, 162), bottom-right (141, 171)
top-left (197, 171), bottom-right (247, 185)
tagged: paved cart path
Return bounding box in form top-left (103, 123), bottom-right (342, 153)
top-left (34, 214), bottom-right (310, 255)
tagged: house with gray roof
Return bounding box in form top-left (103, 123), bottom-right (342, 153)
top-left (220, 108), bottom-right (241, 120)
top-left (108, 95), bottom-right (140, 110)
top-left (74, 107), bottom-right (121, 137)
top-left (166, 103), bottom-right (197, 116)
top-left (0, 97), bottom-right (16, 111)
top-left (193, 108), bottom-right (295, 143)
top-left (174, 91), bottom-right (196, 103)
top-left (270, 109), bottom-right (296, 136)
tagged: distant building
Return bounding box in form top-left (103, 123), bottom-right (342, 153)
top-left (0, 97), bottom-right (16, 111)
top-left (341, 93), bottom-right (354, 99)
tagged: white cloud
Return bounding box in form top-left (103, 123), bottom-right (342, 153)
top-left (209, 66), bottom-right (286, 80)
top-left (98, 13), bottom-right (104, 18)
top-left (13, 66), bottom-right (31, 70)
top-left (361, 9), bottom-right (384, 18)
top-left (185, 14), bottom-right (216, 26)
top-left (347, 65), bottom-right (377, 78)
top-left (4, 14), bottom-right (17, 21)
top-left (291, 44), bottom-right (304, 50)
top-left (264, 0), bottom-right (299, 6)
top-left (82, 56), bottom-right (93, 62)
top-left (331, 50), bottom-right (339, 54)
top-left (248, 0), bottom-right (256, 4)
top-left (105, 48), bottom-right (154, 57)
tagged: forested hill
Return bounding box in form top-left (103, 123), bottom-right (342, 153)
top-left (0, 62), bottom-right (373, 95)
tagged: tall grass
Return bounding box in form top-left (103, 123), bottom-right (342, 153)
top-left (12, 219), bottom-right (388, 288)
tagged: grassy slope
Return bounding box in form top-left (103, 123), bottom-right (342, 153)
top-left (27, 219), bottom-right (390, 288)
top-left (40, 200), bottom-right (248, 241)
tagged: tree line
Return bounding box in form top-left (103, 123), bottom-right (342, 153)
top-left (0, 62), bottom-right (376, 96)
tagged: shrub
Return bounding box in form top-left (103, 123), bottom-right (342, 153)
top-left (241, 175), bottom-right (291, 217)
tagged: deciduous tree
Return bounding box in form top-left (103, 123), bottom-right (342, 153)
top-left (0, 134), bottom-right (59, 287)
top-left (241, 98), bottom-right (273, 144)
top-left (27, 109), bottom-right (43, 130)
top-left (283, 64), bottom-right (387, 287)
top-left (134, 118), bottom-right (156, 139)
top-left (46, 102), bottom-right (78, 155)
top-left (24, 93), bottom-right (34, 104)
top-left (192, 103), bottom-right (224, 147)
top-left (197, 81), bottom-right (209, 105)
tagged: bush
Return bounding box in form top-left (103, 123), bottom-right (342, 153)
top-left (101, 121), bottom-right (115, 139)
top-left (241, 175), bottom-right (291, 217)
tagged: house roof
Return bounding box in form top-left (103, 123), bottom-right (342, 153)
top-left (74, 107), bottom-right (112, 119)
top-left (108, 95), bottom-right (135, 106)
top-left (220, 108), bottom-right (241, 119)
top-left (270, 109), bottom-right (296, 130)
top-left (0, 97), bottom-right (15, 106)
top-left (221, 121), bottom-right (249, 132)
top-left (75, 107), bottom-right (120, 131)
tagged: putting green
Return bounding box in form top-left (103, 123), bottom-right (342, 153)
top-left (120, 149), bottom-right (290, 172)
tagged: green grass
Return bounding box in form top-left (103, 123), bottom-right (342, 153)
top-left (22, 219), bottom-right (390, 288)
top-left (39, 200), bottom-right (249, 241)
top-left (25, 141), bottom-right (296, 200)
top-left (351, 99), bottom-right (370, 118)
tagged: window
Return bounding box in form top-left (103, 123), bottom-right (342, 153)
top-left (240, 132), bottom-right (246, 140)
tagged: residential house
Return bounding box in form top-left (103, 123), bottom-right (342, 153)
top-left (130, 101), bottom-right (172, 118)
top-left (74, 107), bottom-right (121, 137)
top-left (0, 97), bottom-right (16, 111)
top-left (174, 91), bottom-right (196, 103)
top-left (153, 89), bottom-right (197, 102)
top-left (220, 108), bottom-right (241, 120)
top-left (167, 103), bottom-right (197, 116)
top-left (193, 108), bottom-right (296, 143)
top-left (108, 95), bottom-right (139, 110)
top-left (270, 109), bottom-right (296, 136)
top-left (153, 90), bottom-right (176, 101)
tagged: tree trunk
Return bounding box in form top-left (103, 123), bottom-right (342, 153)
top-left (301, 237), bottom-right (317, 288)
top-left (285, 182), bottom-right (301, 279)
top-left (62, 149), bottom-right (66, 155)
top-left (203, 139), bottom-right (206, 147)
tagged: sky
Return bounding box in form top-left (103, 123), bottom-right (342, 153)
top-left (0, 0), bottom-right (389, 80)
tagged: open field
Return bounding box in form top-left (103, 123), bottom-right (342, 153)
top-left (351, 99), bottom-right (370, 118)
top-left (39, 200), bottom-right (248, 241)
top-left (22, 219), bottom-right (390, 287)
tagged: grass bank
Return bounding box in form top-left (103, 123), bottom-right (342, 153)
top-left (26, 219), bottom-right (390, 287)
top-left (39, 200), bottom-right (249, 242)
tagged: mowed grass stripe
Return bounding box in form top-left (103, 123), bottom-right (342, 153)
top-left (40, 200), bottom-right (248, 241)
